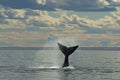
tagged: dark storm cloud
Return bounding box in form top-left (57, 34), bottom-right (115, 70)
top-left (60, 0), bottom-right (117, 11)
top-left (0, 0), bottom-right (118, 11)
top-left (0, 0), bottom-right (55, 10)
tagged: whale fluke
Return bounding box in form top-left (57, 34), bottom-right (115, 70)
top-left (58, 43), bottom-right (79, 67)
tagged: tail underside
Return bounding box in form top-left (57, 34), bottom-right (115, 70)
top-left (58, 42), bottom-right (79, 67)
top-left (58, 43), bottom-right (79, 56)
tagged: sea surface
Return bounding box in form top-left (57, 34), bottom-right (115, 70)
top-left (0, 49), bottom-right (120, 80)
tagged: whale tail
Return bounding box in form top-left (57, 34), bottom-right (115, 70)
top-left (58, 43), bottom-right (79, 67)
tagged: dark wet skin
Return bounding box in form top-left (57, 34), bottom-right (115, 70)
top-left (58, 43), bottom-right (79, 67)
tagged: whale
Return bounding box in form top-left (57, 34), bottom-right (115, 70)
top-left (58, 43), bottom-right (79, 67)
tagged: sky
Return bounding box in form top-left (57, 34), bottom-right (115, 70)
top-left (0, 0), bottom-right (120, 47)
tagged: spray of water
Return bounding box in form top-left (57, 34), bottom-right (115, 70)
top-left (30, 38), bottom-right (79, 69)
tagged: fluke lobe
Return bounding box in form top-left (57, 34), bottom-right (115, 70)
top-left (58, 43), bottom-right (79, 67)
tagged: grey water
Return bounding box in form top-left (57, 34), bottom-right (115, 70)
top-left (0, 50), bottom-right (120, 80)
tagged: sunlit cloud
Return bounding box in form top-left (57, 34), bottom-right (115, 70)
top-left (0, 6), bottom-right (120, 46)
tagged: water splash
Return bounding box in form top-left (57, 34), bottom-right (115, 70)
top-left (63, 66), bottom-right (75, 70)
top-left (30, 50), bottom-right (63, 67)
top-left (28, 66), bottom-right (60, 70)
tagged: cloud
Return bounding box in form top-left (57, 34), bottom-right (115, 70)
top-left (60, 0), bottom-right (115, 11)
top-left (3, 7), bottom-right (120, 25)
top-left (0, 0), bottom-right (118, 11)
top-left (0, 31), bottom-right (49, 46)
top-left (0, 7), bottom-right (120, 32)
top-left (0, 7), bottom-right (60, 29)
top-left (107, 0), bottom-right (120, 6)
top-left (0, 6), bottom-right (120, 46)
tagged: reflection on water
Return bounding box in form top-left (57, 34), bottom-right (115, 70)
top-left (31, 50), bottom-right (63, 67)
top-left (0, 50), bottom-right (120, 80)
top-left (0, 50), bottom-right (63, 67)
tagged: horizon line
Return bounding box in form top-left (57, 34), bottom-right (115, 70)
top-left (0, 47), bottom-right (120, 50)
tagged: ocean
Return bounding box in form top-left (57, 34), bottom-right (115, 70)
top-left (0, 49), bottom-right (120, 80)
